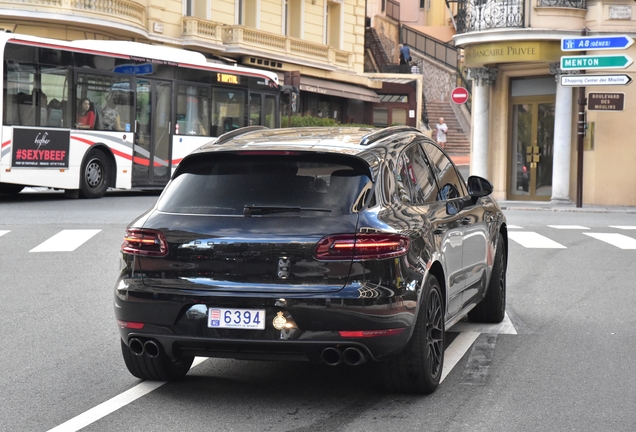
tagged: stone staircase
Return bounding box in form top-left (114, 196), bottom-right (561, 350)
top-left (425, 102), bottom-right (470, 155)
top-left (364, 27), bottom-right (392, 72)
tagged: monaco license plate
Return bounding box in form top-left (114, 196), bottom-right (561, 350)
top-left (208, 308), bottom-right (266, 330)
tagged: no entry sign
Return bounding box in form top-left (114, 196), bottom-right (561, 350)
top-left (451, 87), bottom-right (469, 104)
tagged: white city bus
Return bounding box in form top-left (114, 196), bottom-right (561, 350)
top-left (0, 34), bottom-right (280, 197)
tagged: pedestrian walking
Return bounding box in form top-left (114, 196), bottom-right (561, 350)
top-left (399, 44), bottom-right (411, 65)
top-left (436, 117), bottom-right (448, 149)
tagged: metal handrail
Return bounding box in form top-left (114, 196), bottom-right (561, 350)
top-left (401, 26), bottom-right (459, 71)
top-left (386, 0), bottom-right (400, 22)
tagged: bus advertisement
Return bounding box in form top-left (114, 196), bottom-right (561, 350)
top-left (0, 34), bottom-right (280, 198)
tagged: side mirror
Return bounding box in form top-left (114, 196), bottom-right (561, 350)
top-left (467, 176), bottom-right (493, 198)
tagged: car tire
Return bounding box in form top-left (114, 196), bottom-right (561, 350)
top-left (469, 233), bottom-right (506, 323)
top-left (382, 274), bottom-right (444, 394)
top-left (120, 339), bottom-right (194, 381)
top-left (80, 149), bottom-right (109, 198)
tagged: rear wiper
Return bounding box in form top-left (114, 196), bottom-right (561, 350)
top-left (243, 205), bottom-right (331, 217)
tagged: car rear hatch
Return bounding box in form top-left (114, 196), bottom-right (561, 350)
top-left (127, 152), bottom-right (374, 294)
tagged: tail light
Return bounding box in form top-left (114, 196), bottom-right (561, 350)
top-left (122, 229), bottom-right (168, 257)
top-left (339, 328), bottom-right (406, 338)
top-left (314, 233), bottom-right (410, 261)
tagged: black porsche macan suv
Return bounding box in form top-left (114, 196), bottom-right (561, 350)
top-left (115, 126), bottom-right (508, 394)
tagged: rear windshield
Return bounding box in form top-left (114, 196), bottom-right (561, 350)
top-left (157, 153), bottom-right (372, 215)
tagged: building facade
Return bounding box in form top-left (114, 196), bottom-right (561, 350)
top-left (0, 0), bottom-right (385, 125)
top-left (454, 0), bottom-right (636, 206)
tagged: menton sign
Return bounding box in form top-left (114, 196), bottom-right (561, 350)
top-left (560, 54), bottom-right (633, 71)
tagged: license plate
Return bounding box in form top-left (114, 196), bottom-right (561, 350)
top-left (208, 308), bottom-right (266, 330)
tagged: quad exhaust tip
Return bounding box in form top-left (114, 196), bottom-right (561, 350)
top-left (128, 338), bottom-right (161, 358)
top-left (321, 346), bottom-right (367, 366)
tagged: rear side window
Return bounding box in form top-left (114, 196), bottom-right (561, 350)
top-left (158, 154), bottom-right (372, 215)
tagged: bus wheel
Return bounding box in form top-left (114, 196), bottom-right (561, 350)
top-left (80, 149), bottom-right (109, 199)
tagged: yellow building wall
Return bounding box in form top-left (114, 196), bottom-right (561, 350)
top-left (261, 0), bottom-right (283, 33)
top-left (583, 43), bottom-right (636, 206)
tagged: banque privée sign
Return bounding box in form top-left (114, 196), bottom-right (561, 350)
top-left (464, 41), bottom-right (561, 67)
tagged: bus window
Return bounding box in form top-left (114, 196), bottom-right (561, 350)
top-left (264, 95), bottom-right (277, 128)
top-left (211, 87), bottom-right (245, 137)
top-left (249, 93), bottom-right (261, 126)
top-left (177, 85), bottom-right (209, 136)
top-left (77, 74), bottom-right (133, 132)
top-left (41, 66), bottom-right (70, 128)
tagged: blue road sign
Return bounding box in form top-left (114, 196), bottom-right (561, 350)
top-left (562, 35), bottom-right (634, 51)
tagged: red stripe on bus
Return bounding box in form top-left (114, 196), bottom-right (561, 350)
top-left (2, 140), bottom-right (10, 148)
top-left (71, 135), bottom-right (133, 161)
top-left (132, 156), bottom-right (161, 167)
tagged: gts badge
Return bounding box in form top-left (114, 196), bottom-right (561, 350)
top-left (278, 258), bottom-right (291, 279)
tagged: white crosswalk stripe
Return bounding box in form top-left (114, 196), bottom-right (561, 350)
top-left (508, 231), bottom-right (566, 249)
top-left (0, 230), bottom-right (9, 237)
top-left (547, 225), bottom-right (589, 230)
top-left (610, 226), bottom-right (636, 230)
top-left (29, 229), bottom-right (102, 252)
top-left (583, 233), bottom-right (636, 250)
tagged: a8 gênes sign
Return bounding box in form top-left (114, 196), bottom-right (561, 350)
top-left (451, 87), bottom-right (469, 104)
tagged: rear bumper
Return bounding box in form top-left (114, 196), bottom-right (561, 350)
top-left (115, 278), bottom-right (419, 362)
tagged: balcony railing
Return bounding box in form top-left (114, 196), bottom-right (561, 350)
top-left (387, 0), bottom-right (400, 22)
top-left (456, 0), bottom-right (525, 33)
top-left (537, 0), bottom-right (585, 7)
top-left (182, 23), bottom-right (353, 71)
top-left (0, 0), bottom-right (145, 29)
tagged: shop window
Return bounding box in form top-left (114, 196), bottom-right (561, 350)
top-left (392, 108), bottom-right (407, 125)
top-left (373, 107), bottom-right (388, 127)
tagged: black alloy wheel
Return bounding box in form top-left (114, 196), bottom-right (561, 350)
top-left (120, 339), bottom-right (194, 381)
top-left (469, 233), bottom-right (506, 323)
top-left (80, 148), bottom-right (109, 198)
top-left (382, 274), bottom-right (444, 394)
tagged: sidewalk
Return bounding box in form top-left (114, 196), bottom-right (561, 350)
top-left (497, 200), bottom-right (636, 214)
top-left (449, 154), bottom-right (636, 214)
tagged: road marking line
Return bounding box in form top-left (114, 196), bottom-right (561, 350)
top-left (449, 312), bottom-right (517, 335)
top-left (460, 334), bottom-right (497, 386)
top-left (47, 357), bottom-right (207, 432)
top-left (548, 225), bottom-right (589, 230)
top-left (441, 332), bottom-right (480, 383)
top-left (507, 225), bottom-right (523, 229)
top-left (0, 230), bottom-right (9, 237)
top-left (610, 226), bottom-right (636, 230)
top-left (584, 233), bottom-right (636, 250)
top-left (29, 229), bottom-right (101, 252)
top-left (508, 231), bottom-right (566, 249)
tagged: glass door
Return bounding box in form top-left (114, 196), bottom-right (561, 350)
top-left (132, 79), bottom-right (172, 186)
top-left (509, 97), bottom-right (555, 200)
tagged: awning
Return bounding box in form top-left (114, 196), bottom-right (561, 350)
top-left (299, 77), bottom-right (380, 103)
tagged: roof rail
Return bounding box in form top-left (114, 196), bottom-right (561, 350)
top-left (214, 126), bottom-right (269, 145)
top-left (359, 126), bottom-right (422, 146)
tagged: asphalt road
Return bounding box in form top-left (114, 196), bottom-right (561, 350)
top-left (1, 191), bottom-right (635, 432)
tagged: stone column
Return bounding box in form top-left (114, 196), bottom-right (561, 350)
top-left (550, 63), bottom-right (574, 204)
top-left (467, 67), bottom-right (497, 178)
